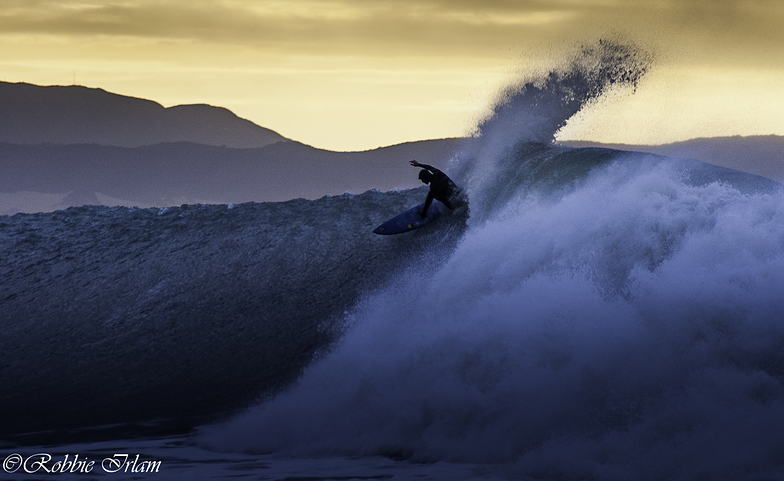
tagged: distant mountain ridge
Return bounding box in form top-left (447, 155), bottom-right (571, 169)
top-left (0, 81), bottom-right (289, 148)
top-left (560, 136), bottom-right (784, 183)
top-left (0, 138), bottom-right (464, 215)
top-left (3, 81), bottom-right (783, 215)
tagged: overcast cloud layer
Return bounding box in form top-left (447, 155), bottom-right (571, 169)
top-left (3, 1), bottom-right (782, 56)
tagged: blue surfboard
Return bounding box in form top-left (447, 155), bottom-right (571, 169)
top-left (373, 202), bottom-right (443, 235)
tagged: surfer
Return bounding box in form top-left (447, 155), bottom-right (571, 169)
top-left (410, 160), bottom-right (463, 218)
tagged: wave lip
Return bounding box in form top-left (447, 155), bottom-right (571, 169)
top-left (451, 40), bottom-right (652, 221)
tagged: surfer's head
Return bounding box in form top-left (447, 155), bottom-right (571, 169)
top-left (418, 169), bottom-right (432, 184)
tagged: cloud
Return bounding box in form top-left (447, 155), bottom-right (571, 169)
top-left (0, 1), bottom-right (582, 50)
top-left (1, 0), bottom-right (783, 65)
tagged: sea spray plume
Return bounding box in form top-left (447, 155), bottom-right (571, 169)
top-left (454, 40), bottom-right (652, 218)
top-left (477, 39), bottom-right (650, 148)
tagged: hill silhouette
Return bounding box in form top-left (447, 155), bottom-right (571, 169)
top-left (0, 81), bottom-right (288, 148)
top-left (561, 136), bottom-right (784, 183)
top-left (0, 139), bottom-right (463, 215)
top-left (2, 82), bottom-right (782, 215)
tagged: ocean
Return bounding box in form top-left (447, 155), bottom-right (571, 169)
top-left (3, 41), bottom-right (784, 480)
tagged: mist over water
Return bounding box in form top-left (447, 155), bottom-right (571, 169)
top-left (200, 42), bottom-right (784, 480)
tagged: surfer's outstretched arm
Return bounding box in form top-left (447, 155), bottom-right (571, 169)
top-left (410, 160), bottom-right (438, 173)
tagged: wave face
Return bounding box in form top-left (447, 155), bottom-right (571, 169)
top-left (201, 43), bottom-right (784, 480)
top-left (0, 190), bottom-right (466, 442)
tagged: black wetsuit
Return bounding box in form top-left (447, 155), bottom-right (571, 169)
top-left (418, 164), bottom-right (462, 217)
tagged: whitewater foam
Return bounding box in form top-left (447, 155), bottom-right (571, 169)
top-left (199, 41), bottom-right (784, 480)
top-left (201, 147), bottom-right (784, 479)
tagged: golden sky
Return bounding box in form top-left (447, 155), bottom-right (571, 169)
top-left (2, 0), bottom-right (784, 150)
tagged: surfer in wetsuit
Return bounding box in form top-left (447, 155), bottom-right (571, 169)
top-left (410, 160), bottom-right (463, 218)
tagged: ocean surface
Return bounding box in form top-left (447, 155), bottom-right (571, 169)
top-left (3, 42), bottom-right (784, 480)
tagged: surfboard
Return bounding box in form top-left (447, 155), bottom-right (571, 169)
top-left (373, 202), bottom-right (443, 235)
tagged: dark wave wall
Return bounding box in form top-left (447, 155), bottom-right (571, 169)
top-left (0, 189), bottom-right (465, 443)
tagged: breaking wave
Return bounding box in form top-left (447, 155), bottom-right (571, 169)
top-left (199, 41), bottom-right (784, 480)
